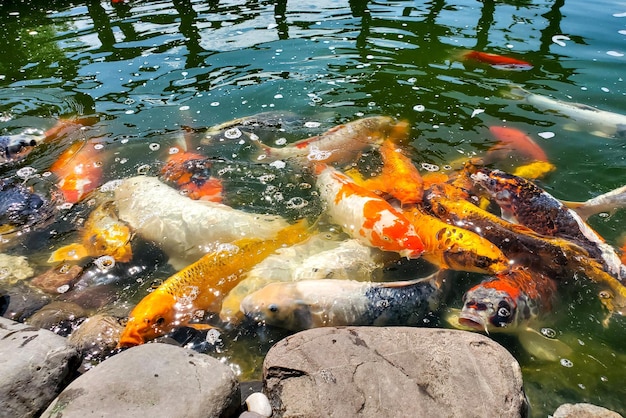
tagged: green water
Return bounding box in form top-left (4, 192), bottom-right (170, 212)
top-left (1, 0), bottom-right (626, 416)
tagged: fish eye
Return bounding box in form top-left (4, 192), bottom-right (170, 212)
top-left (155, 317), bottom-right (165, 326)
top-left (497, 306), bottom-right (511, 318)
top-left (268, 304), bottom-right (279, 313)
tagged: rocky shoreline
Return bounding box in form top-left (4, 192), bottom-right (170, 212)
top-left (0, 316), bottom-right (622, 418)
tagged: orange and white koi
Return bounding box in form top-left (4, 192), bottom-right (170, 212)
top-left (117, 219), bottom-right (310, 347)
top-left (252, 116), bottom-right (409, 166)
top-left (48, 201), bottom-right (132, 263)
top-left (160, 149), bottom-right (223, 202)
top-left (50, 140), bottom-right (105, 204)
top-left (461, 50), bottom-right (532, 70)
top-left (315, 163), bottom-right (424, 258)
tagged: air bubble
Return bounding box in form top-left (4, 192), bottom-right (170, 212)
top-left (413, 105), bottom-right (425, 112)
top-left (224, 128), bottom-right (242, 139)
top-left (94, 143), bottom-right (105, 150)
top-left (57, 284), bottom-right (70, 294)
top-left (540, 327), bottom-right (557, 338)
top-left (137, 164), bottom-right (151, 175)
top-left (94, 256), bottom-right (115, 271)
top-left (16, 167), bottom-right (37, 178)
top-left (421, 163), bottom-right (440, 172)
top-left (206, 328), bottom-right (221, 344)
top-left (560, 358), bottom-right (573, 368)
top-left (285, 197), bottom-right (309, 209)
top-left (149, 143), bottom-right (160, 151)
top-left (304, 121), bottom-right (321, 128)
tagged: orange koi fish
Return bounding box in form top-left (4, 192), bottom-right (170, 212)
top-left (117, 220), bottom-right (310, 347)
top-left (403, 206), bottom-right (510, 274)
top-left (50, 140), bottom-right (104, 204)
top-left (316, 164), bottom-right (424, 258)
top-left (461, 50), bottom-right (532, 70)
top-left (160, 149), bottom-right (223, 202)
top-left (253, 116), bottom-right (409, 166)
top-left (487, 126), bottom-right (549, 163)
top-left (48, 201), bottom-right (132, 263)
top-left (347, 139), bottom-right (423, 206)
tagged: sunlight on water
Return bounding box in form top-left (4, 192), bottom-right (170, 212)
top-left (1, 0), bottom-right (626, 416)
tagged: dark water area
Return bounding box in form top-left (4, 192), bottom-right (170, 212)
top-left (1, 1), bottom-right (626, 416)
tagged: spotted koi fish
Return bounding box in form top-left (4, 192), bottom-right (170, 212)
top-left (160, 149), bottom-right (223, 202)
top-left (315, 163), bottom-right (424, 258)
top-left (117, 219), bottom-right (310, 347)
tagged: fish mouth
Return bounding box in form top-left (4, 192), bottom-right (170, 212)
top-left (458, 311), bottom-right (490, 334)
top-left (116, 329), bottom-right (144, 348)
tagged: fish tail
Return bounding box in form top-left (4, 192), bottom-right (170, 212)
top-left (506, 85), bottom-right (530, 100)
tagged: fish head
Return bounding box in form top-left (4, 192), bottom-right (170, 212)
top-left (117, 291), bottom-right (177, 347)
top-left (459, 283), bottom-right (519, 333)
top-left (470, 168), bottom-right (520, 210)
top-left (240, 284), bottom-right (312, 331)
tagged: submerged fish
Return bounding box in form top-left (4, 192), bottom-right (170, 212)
top-left (48, 201), bottom-right (133, 263)
top-left (315, 163), bottom-right (425, 258)
top-left (242, 271), bottom-right (447, 331)
top-left (509, 86), bottom-right (626, 138)
top-left (219, 235), bottom-right (389, 325)
top-left (117, 220), bottom-right (310, 347)
top-left (461, 50), bottom-right (533, 70)
top-left (487, 126), bottom-right (549, 163)
top-left (562, 184), bottom-right (626, 221)
top-left (50, 140), bottom-right (105, 204)
top-left (252, 116), bottom-right (409, 166)
top-left (159, 149), bottom-right (223, 202)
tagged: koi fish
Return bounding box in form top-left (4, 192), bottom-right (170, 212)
top-left (509, 86), bottom-right (626, 138)
top-left (114, 176), bottom-right (290, 269)
top-left (453, 267), bottom-right (571, 360)
top-left (315, 163), bottom-right (424, 258)
top-left (219, 235), bottom-right (390, 325)
top-left (486, 126), bottom-right (549, 163)
top-left (470, 167), bottom-right (626, 281)
top-left (252, 116), bottom-right (409, 166)
top-left (117, 219), bottom-right (310, 347)
top-left (562, 184), bottom-right (626, 221)
top-left (511, 160), bottom-right (556, 180)
top-left (403, 206), bottom-right (510, 274)
top-left (461, 50), bottom-right (532, 70)
top-left (241, 271), bottom-right (447, 331)
top-left (160, 149), bottom-right (223, 202)
top-left (50, 140), bottom-right (104, 204)
top-left (346, 139), bottom-right (423, 206)
top-left (0, 130), bottom-right (44, 165)
top-left (48, 201), bottom-right (133, 263)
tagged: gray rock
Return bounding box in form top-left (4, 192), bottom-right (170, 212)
top-left (552, 403), bottom-right (623, 418)
top-left (264, 327), bottom-right (526, 418)
top-left (41, 342), bottom-right (240, 418)
top-left (0, 316), bottom-right (80, 418)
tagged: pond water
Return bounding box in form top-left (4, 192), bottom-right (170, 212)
top-left (1, 0), bottom-right (626, 416)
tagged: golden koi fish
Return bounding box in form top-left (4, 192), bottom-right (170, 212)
top-left (48, 201), bottom-right (132, 263)
top-left (117, 219), bottom-right (310, 347)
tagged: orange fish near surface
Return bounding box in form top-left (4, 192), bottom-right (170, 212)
top-left (348, 139), bottom-right (424, 206)
top-left (160, 149), bottom-right (223, 202)
top-left (487, 126), bottom-right (549, 163)
top-left (118, 219), bottom-right (311, 347)
top-left (461, 50), bottom-right (533, 70)
top-left (49, 140), bottom-right (104, 204)
top-left (316, 163), bottom-right (424, 259)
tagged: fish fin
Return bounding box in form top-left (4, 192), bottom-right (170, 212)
top-left (172, 132), bottom-right (188, 153)
top-left (187, 323), bottom-right (220, 332)
top-left (48, 243), bottom-right (90, 263)
top-left (512, 161), bottom-right (556, 180)
top-left (561, 200), bottom-right (591, 221)
top-left (517, 327), bottom-right (572, 362)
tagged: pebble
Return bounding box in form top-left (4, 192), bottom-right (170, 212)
top-left (245, 392), bottom-right (272, 417)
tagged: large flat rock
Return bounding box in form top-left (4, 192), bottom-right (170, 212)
top-left (0, 316), bottom-right (80, 418)
top-left (264, 327), bottom-right (526, 417)
top-left (41, 342), bottom-right (240, 418)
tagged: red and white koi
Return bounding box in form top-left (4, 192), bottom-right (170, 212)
top-left (50, 140), bottom-right (105, 204)
top-left (315, 163), bottom-right (424, 258)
